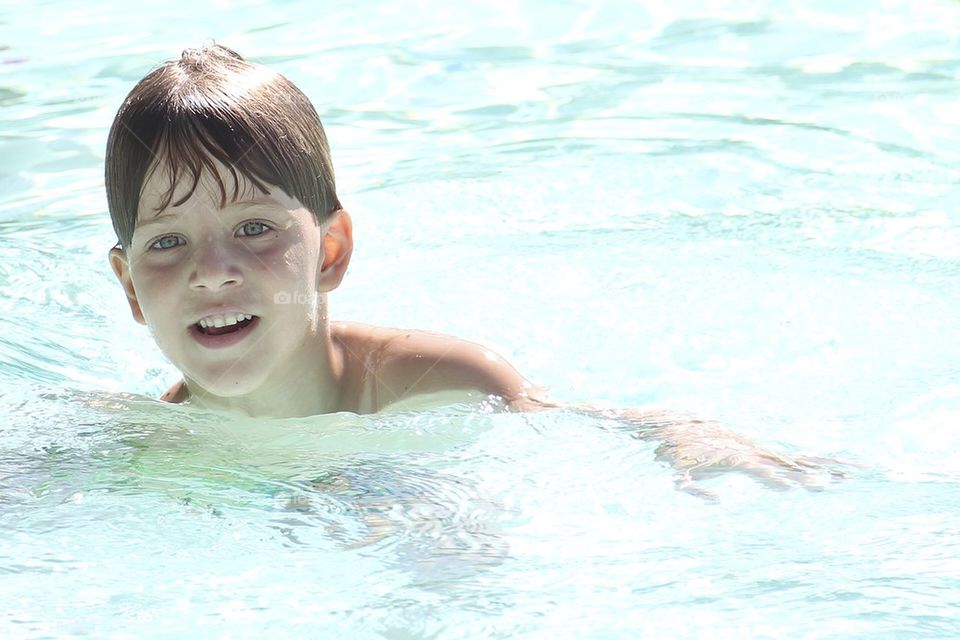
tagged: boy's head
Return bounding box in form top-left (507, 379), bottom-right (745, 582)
top-left (105, 43), bottom-right (341, 249)
top-left (105, 44), bottom-right (354, 401)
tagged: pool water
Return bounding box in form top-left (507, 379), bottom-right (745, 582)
top-left (2, 0), bottom-right (960, 637)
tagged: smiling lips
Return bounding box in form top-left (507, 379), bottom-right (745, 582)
top-left (190, 311), bottom-right (260, 347)
top-left (197, 312), bottom-right (254, 333)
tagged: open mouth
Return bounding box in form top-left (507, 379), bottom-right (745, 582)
top-left (190, 313), bottom-right (260, 348)
top-left (196, 315), bottom-right (257, 336)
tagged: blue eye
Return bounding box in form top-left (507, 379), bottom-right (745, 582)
top-left (150, 235), bottom-right (184, 250)
top-left (238, 221), bottom-right (272, 237)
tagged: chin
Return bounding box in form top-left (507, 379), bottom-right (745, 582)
top-left (184, 369), bottom-right (270, 399)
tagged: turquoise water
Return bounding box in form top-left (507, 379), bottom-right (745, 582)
top-left (2, 0), bottom-right (960, 637)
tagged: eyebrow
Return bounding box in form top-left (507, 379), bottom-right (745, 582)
top-left (136, 197), bottom-right (282, 227)
top-left (137, 211), bottom-right (181, 227)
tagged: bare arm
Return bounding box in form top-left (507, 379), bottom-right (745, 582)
top-left (373, 329), bottom-right (546, 409)
top-left (540, 403), bottom-right (847, 496)
top-left (375, 330), bottom-right (848, 495)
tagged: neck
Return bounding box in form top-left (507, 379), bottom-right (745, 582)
top-left (183, 319), bottom-right (346, 418)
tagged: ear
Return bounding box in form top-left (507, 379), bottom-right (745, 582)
top-left (109, 247), bottom-right (146, 325)
top-left (318, 209), bottom-right (353, 292)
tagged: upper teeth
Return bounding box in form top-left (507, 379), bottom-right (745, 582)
top-left (198, 313), bottom-right (252, 329)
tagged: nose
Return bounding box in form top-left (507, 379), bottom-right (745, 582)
top-left (188, 235), bottom-right (244, 290)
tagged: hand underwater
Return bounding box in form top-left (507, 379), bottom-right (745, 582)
top-left (537, 403), bottom-right (853, 501)
top-left (619, 408), bottom-right (853, 500)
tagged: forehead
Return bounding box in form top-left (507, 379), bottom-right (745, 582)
top-left (137, 156), bottom-right (268, 219)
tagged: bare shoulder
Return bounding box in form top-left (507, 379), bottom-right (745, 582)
top-left (331, 321), bottom-right (545, 411)
top-left (159, 379), bottom-right (188, 403)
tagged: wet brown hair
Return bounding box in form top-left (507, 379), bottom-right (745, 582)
top-left (105, 43), bottom-right (341, 249)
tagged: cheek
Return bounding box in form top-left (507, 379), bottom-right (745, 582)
top-left (131, 269), bottom-right (180, 320)
top-left (268, 242), bottom-right (322, 288)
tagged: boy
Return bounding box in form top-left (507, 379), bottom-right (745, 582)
top-left (106, 44), bottom-right (838, 489)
